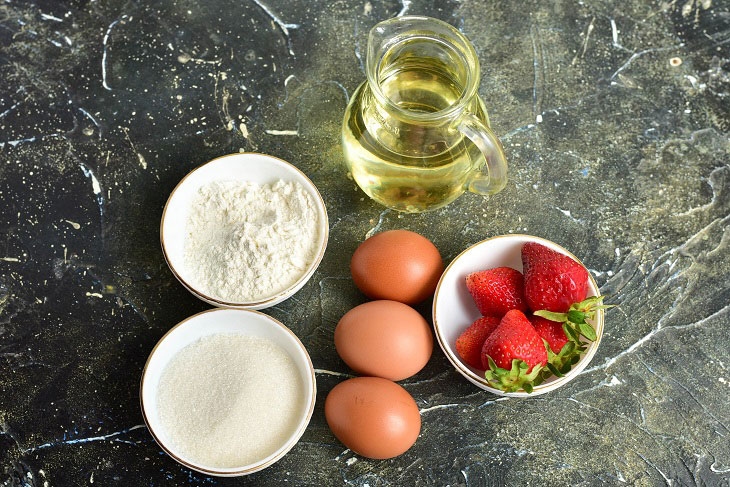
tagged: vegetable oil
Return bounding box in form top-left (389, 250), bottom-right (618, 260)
top-left (342, 39), bottom-right (490, 213)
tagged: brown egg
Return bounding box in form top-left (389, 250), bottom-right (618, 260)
top-left (335, 300), bottom-right (433, 381)
top-left (350, 230), bottom-right (443, 304)
top-left (325, 377), bottom-right (421, 459)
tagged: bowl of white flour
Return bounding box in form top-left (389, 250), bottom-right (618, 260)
top-left (140, 308), bottom-right (316, 476)
top-left (161, 153), bottom-right (328, 309)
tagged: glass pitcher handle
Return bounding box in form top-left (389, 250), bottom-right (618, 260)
top-left (457, 114), bottom-right (508, 196)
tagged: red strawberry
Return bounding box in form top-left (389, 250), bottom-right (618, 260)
top-left (465, 267), bottom-right (528, 317)
top-left (522, 242), bottom-right (589, 313)
top-left (455, 316), bottom-right (500, 369)
top-left (481, 310), bottom-right (547, 393)
top-left (481, 310), bottom-right (547, 371)
top-left (520, 242), bottom-right (554, 275)
top-left (531, 315), bottom-right (568, 353)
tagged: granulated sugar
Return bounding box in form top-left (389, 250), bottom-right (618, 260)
top-left (156, 334), bottom-right (305, 468)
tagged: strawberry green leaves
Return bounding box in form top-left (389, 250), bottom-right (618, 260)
top-left (484, 357), bottom-right (543, 394)
top-left (542, 339), bottom-right (584, 379)
top-left (534, 295), bottom-right (613, 344)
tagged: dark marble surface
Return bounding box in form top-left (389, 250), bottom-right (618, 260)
top-left (1, 0), bottom-right (729, 485)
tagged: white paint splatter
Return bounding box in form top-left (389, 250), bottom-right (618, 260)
top-left (24, 424), bottom-right (145, 453)
top-left (419, 403), bottom-right (461, 414)
top-left (334, 449), bottom-right (350, 461)
top-left (79, 164), bottom-right (102, 194)
top-left (40, 13), bottom-right (63, 22)
top-left (571, 17), bottom-right (595, 65)
top-left (610, 44), bottom-right (683, 80)
top-left (123, 128), bottom-right (147, 169)
top-left (265, 129), bottom-right (298, 135)
top-left (611, 19), bottom-right (619, 45)
top-left (137, 152), bottom-right (147, 169)
top-left (314, 368), bottom-right (354, 378)
top-left (249, 0), bottom-right (300, 55)
top-left (555, 207), bottom-right (583, 224)
top-left (609, 18), bottom-right (628, 51)
top-left (78, 108), bottom-right (101, 133)
top-left (584, 302), bottom-right (730, 375)
top-left (0, 100), bottom-right (22, 120)
top-left (102, 15), bottom-right (127, 90)
top-left (396, 0), bottom-right (412, 16)
top-left (365, 209), bottom-right (390, 238)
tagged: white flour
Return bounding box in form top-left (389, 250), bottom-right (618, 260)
top-left (183, 179), bottom-right (320, 302)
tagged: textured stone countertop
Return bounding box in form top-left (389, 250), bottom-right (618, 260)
top-left (1, 0), bottom-right (729, 485)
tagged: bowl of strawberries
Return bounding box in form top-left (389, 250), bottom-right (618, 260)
top-left (432, 235), bottom-right (609, 397)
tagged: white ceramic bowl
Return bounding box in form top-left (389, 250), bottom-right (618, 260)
top-left (432, 234), bottom-right (604, 397)
top-left (140, 308), bottom-right (316, 476)
top-left (160, 152), bottom-right (329, 310)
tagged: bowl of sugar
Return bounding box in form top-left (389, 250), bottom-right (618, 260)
top-left (140, 308), bottom-right (316, 476)
top-left (161, 152), bottom-right (329, 310)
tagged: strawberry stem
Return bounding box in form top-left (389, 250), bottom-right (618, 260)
top-left (533, 296), bottom-right (615, 384)
top-left (485, 357), bottom-right (544, 393)
top-left (534, 295), bottom-right (613, 344)
top-left (542, 339), bottom-right (585, 380)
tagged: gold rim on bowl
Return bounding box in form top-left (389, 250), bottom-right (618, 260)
top-left (139, 308), bottom-right (317, 476)
top-left (431, 234), bottom-right (604, 395)
top-left (159, 152), bottom-right (329, 308)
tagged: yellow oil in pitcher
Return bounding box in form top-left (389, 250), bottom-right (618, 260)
top-left (343, 45), bottom-right (489, 213)
top-left (342, 17), bottom-right (507, 213)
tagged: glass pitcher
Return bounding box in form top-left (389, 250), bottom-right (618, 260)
top-left (342, 16), bottom-right (508, 213)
